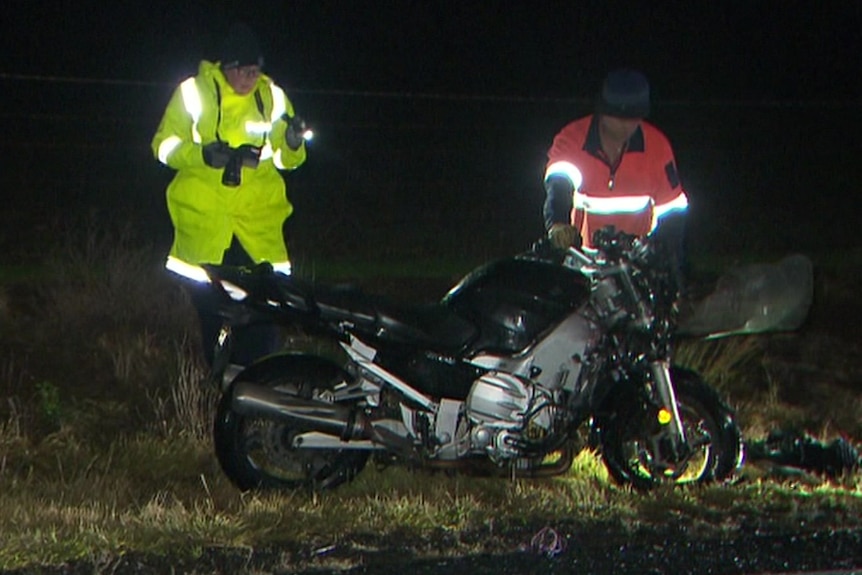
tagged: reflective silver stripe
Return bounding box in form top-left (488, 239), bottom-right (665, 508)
top-left (268, 84), bottom-right (292, 169)
top-left (176, 79), bottom-right (287, 151)
top-left (544, 161), bottom-right (583, 189)
top-left (245, 120), bottom-right (272, 135)
top-left (165, 255), bottom-right (209, 283)
top-left (259, 143), bottom-right (275, 161)
top-left (164, 256), bottom-right (249, 300)
top-left (650, 192), bottom-right (689, 232)
top-left (180, 77), bottom-right (203, 144)
top-left (243, 84), bottom-right (288, 160)
top-left (271, 148), bottom-right (286, 169)
top-left (157, 135), bottom-right (183, 165)
top-left (269, 83), bottom-right (287, 121)
top-left (574, 192), bottom-right (652, 215)
top-left (654, 192), bottom-right (689, 217)
top-left (167, 255), bottom-right (292, 279)
top-left (243, 84), bottom-right (287, 138)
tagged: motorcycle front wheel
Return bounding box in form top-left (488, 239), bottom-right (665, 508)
top-left (213, 354), bottom-right (369, 492)
top-left (596, 366), bottom-right (743, 491)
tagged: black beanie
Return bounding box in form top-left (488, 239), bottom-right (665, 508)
top-left (219, 23), bottom-right (264, 69)
top-left (596, 69), bottom-right (651, 119)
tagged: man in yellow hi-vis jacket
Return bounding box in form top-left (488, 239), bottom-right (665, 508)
top-left (151, 22), bottom-right (307, 365)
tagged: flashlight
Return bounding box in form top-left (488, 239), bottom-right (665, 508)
top-left (284, 114), bottom-right (314, 143)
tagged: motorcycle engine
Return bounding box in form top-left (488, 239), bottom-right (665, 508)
top-left (465, 372), bottom-right (556, 461)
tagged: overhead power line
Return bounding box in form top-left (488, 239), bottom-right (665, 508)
top-left (0, 72), bottom-right (583, 103)
top-left (0, 72), bottom-right (167, 88)
top-left (1, 72), bottom-right (860, 108)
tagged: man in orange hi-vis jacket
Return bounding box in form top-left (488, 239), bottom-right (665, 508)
top-left (543, 69), bottom-right (688, 253)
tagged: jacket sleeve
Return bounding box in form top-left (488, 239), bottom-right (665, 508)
top-left (269, 89), bottom-right (307, 171)
top-left (652, 133), bottom-right (688, 217)
top-left (648, 132), bottom-right (689, 287)
top-left (543, 176), bottom-right (574, 230)
top-left (150, 82), bottom-right (207, 170)
top-left (543, 122), bottom-right (584, 229)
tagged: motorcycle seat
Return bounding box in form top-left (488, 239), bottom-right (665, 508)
top-left (310, 283), bottom-right (479, 353)
top-left (208, 265), bottom-right (479, 353)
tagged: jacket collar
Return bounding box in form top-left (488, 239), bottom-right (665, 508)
top-left (198, 60), bottom-right (270, 96)
top-left (583, 114), bottom-right (646, 154)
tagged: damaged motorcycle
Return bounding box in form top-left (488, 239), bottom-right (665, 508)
top-left (185, 228), bottom-right (743, 492)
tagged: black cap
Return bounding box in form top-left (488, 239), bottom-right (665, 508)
top-left (219, 23), bottom-right (264, 69)
top-left (596, 69), bottom-right (650, 119)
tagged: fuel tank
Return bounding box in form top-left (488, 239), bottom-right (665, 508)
top-left (442, 257), bottom-right (591, 353)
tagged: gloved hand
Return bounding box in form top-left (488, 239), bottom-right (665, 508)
top-left (548, 223), bottom-right (582, 250)
top-left (202, 141), bottom-right (232, 169)
top-left (285, 115), bottom-right (306, 150)
top-left (235, 144), bottom-right (262, 168)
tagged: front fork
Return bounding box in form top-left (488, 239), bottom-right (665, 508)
top-left (650, 360), bottom-right (687, 451)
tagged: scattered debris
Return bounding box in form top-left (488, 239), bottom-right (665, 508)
top-left (530, 525), bottom-right (566, 557)
top-left (747, 429), bottom-right (860, 479)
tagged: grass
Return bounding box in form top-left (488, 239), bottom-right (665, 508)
top-left (1, 222), bottom-right (861, 571)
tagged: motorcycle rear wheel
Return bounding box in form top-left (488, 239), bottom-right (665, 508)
top-left (597, 366), bottom-right (742, 490)
top-left (213, 355), bottom-right (369, 492)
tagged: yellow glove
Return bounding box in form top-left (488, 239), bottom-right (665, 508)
top-left (548, 223), bottom-right (581, 250)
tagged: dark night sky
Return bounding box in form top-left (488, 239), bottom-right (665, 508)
top-left (3, 2), bottom-right (860, 100)
top-left (2, 2), bottom-right (861, 258)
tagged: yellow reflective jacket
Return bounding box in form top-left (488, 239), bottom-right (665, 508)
top-left (151, 60), bottom-right (306, 267)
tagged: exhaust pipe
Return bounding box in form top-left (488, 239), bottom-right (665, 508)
top-left (231, 381), bottom-right (370, 440)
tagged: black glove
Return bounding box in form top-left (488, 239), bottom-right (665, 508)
top-left (284, 114), bottom-right (306, 151)
top-left (543, 176), bottom-right (575, 231)
top-left (235, 144), bottom-right (262, 168)
top-left (202, 141), bottom-right (232, 169)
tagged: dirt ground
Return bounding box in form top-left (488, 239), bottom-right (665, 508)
top-left (4, 525), bottom-right (862, 574)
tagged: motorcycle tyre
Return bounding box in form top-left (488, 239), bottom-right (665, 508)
top-left (213, 353), bottom-right (369, 492)
top-left (596, 366), bottom-right (742, 491)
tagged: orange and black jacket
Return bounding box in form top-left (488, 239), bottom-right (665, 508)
top-left (543, 114), bottom-right (688, 249)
